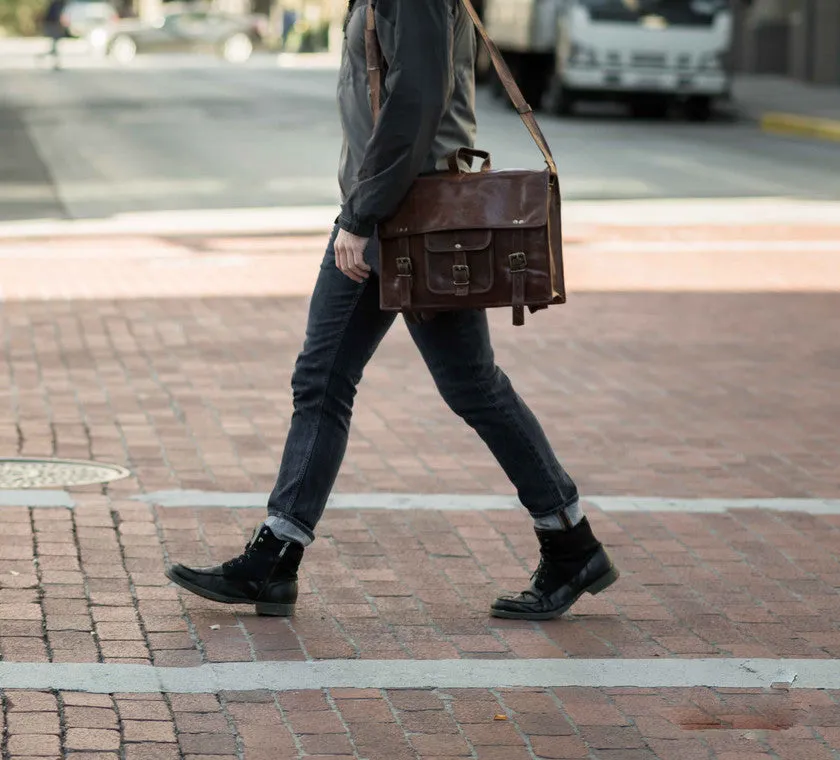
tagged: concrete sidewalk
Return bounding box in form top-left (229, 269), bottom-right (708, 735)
top-left (734, 75), bottom-right (840, 143)
top-left (0, 202), bottom-right (838, 758)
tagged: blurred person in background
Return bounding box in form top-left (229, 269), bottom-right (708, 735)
top-left (41, 0), bottom-right (67, 69)
top-left (281, 7), bottom-right (297, 48)
top-left (165, 0), bottom-right (619, 624)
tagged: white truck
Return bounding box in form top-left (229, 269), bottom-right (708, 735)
top-left (480, 0), bottom-right (734, 121)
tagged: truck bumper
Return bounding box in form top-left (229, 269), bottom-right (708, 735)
top-left (562, 67), bottom-right (728, 97)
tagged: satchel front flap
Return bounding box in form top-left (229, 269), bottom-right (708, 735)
top-left (379, 169), bottom-right (551, 239)
top-left (424, 229), bottom-right (492, 253)
top-left (424, 228), bottom-right (494, 296)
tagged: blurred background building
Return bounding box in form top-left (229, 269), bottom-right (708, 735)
top-left (127, 0), bottom-right (346, 52)
top-left (732, 0), bottom-right (840, 85)
top-left (0, 0), bottom-right (837, 87)
top-left (134, 0), bottom-right (839, 87)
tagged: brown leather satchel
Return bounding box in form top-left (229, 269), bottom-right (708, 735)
top-left (364, 0), bottom-right (566, 326)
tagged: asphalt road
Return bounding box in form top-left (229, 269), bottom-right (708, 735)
top-left (2, 50), bottom-right (840, 222)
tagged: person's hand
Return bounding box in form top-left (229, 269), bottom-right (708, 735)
top-left (334, 229), bottom-right (371, 283)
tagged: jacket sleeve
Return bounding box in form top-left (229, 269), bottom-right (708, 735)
top-left (337, 0), bottom-right (451, 237)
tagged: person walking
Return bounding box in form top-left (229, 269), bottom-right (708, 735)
top-left (165, 0), bottom-right (619, 622)
top-left (41, 0), bottom-right (67, 70)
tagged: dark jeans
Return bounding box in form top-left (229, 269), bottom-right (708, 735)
top-left (266, 227), bottom-right (579, 545)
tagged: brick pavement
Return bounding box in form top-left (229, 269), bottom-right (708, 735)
top-left (2, 497), bottom-right (840, 666)
top-left (1, 685), bottom-right (840, 759)
top-left (0, 206), bottom-right (839, 758)
top-left (2, 289), bottom-right (839, 499)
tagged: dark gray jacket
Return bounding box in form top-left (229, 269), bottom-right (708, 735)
top-left (336, 0), bottom-right (478, 237)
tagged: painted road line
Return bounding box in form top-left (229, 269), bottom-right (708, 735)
top-left (3, 490), bottom-right (840, 515)
top-left (588, 497), bottom-right (840, 514)
top-left (576, 240), bottom-right (840, 253)
top-left (133, 491), bottom-right (840, 516)
top-left (134, 491), bottom-right (520, 511)
top-left (0, 489), bottom-right (75, 508)
top-left (0, 658), bottom-right (829, 693)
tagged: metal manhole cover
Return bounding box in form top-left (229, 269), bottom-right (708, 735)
top-left (0, 458), bottom-right (131, 489)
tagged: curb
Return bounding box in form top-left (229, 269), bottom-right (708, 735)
top-left (3, 200), bottom-right (840, 240)
top-left (0, 206), bottom-right (338, 240)
top-left (761, 111), bottom-right (840, 143)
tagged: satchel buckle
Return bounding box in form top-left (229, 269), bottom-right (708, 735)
top-left (509, 252), bottom-right (527, 271)
top-left (452, 264), bottom-right (470, 297)
top-left (452, 264), bottom-right (470, 285)
top-left (396, 257), bottom-right (412, 276)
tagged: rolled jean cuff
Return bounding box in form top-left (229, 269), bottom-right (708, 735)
top-left (527, 493), bottom-right (580, 520)
top-left (264, 514), bottom-right (315, 547)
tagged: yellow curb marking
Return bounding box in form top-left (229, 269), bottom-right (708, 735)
top-left (761, 112), bottom-right (840, 143)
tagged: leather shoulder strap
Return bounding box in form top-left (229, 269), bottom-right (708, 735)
top-left (365, 2), bottom-right (383, 121)
top-left (364, 0), bottom-right (558, 177)
top-left (457, 0), bottom-right (558, 177)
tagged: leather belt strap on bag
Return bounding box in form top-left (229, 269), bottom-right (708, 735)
top-left (453, 250), bottom-right (469, 296)
top-left (396, 254), bottom-right (413, 309)
top-left (509, 252), bottom-right (527, 327)
top-left (510, 223), bottom-right (526, 325)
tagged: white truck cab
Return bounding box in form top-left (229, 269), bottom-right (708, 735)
top-left (482, 0), bottom-right (734, 120)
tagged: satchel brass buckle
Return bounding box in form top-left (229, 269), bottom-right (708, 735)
top-left (509, 252), bottom-right (527, 271)
top-left (396, 257), bottom-right (412, 276)
top-left (452, 264), bottom-right (470, 286)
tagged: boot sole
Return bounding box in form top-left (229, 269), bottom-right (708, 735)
top-left (490, 565), bottom-right (620, 621)
top-left (164, 567), bottom-right (295, 617)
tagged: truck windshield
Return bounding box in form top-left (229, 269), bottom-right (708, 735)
top-left (577, 0), bottom-right (728, 26)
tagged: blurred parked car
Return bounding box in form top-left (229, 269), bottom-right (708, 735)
top-left (90, 10), bottom-right (270, 64)
top-left (61, 0), bottom-right (119, 39)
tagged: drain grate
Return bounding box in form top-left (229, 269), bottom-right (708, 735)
top-left (0, 458), bottom-right (131, 489)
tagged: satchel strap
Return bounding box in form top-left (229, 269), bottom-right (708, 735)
top-left (457, 0), bottom-right (558, 177)
top-left (365, 0), bottom-right (558, 178)
top-left (509, 252), bottom-right (527, 326)
top-left (365, 3), bottom-right (383, 119)
top-left (396, 251), bottom-right (413, 309)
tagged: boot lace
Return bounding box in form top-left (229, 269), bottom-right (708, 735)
top-left (222, 533), bottom-right (265, 572)
top-left (530, 557), bottom-right (550, 590)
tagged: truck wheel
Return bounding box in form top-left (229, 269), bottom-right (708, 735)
top-left (546, 75), bottom-right (575, 116)
top-left (517, 55), bottom-right (552, 111)
top-left (489, 52), bottom-right (519, 101)
top-left (685, 96), bottom-right (712, 122)
top-left (489, 70), bottom-right (505, 99)
top-left (475, 43), bottom-right (492, 84)
top-left (521, 79), bottom-right (545, 111)
top-left (629, 98), bottom-right (670, 120)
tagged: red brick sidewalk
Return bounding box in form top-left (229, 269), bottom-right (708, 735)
top-left (4, 496), bottom-right (839, 665)
top-left (0, 208), bottom-right (839, 758)
top-left (1, 496), bottom-right (840, 758)
top-left (3, 685), bottom-right (839, 759)
top-left (2, 288), bottom-right (838, 499)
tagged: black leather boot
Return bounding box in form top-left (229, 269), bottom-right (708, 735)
top-left (490, 517), bottom-right (619, 620)
top-left (165, 525), bottom-right (304, 616)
